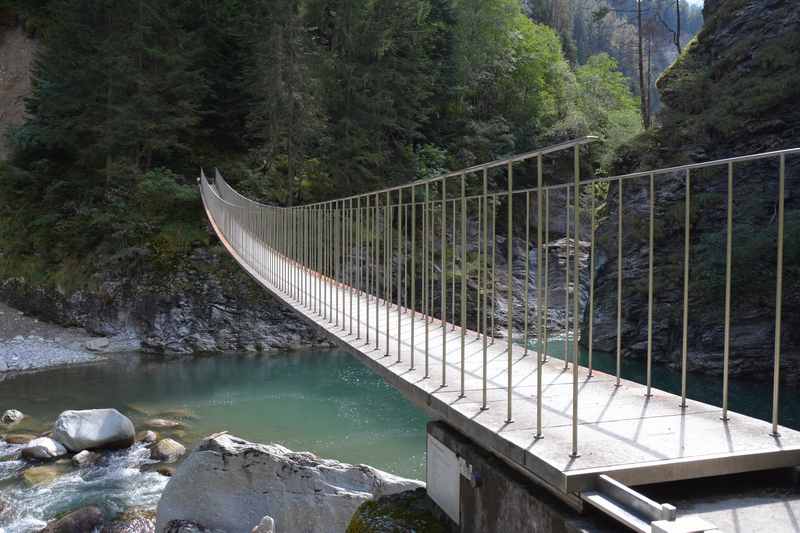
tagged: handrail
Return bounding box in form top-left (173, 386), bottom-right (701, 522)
top-left (201, 138), bottom-right (798, 456)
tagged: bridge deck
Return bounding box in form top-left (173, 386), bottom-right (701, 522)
top-left (207, 207), bottom-right (800, 496)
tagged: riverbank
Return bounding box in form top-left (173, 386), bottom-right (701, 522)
top-left (0, 301), bottom-right (110, 374)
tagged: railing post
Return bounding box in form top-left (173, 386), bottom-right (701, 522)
top-left (397, 189), bottom-right (403, 362)
top-left (616, 178), bottom-right (623, 387)
top-left (424, 182), bottom-right (430, 377)
top-left (570, 145), bottom-right (581, 458)
top-left (411, 184), bottom-right (416, 370)
top-left (771, 154), bottom-right (785, 437)
top-left (565, 184), bottom-right (570, 370)
top-left (722, 163), bottom-right (733, 420)
top-left (366, 197), bottom-right (371, 345)
top-left (357, 197), bottom-right (362, 340)
top-left (680, 170), bottom-right (691, 408)
top-left (386, 191), bottom-right (392, 356)
top-left (506, 161), bottom-right (513, 423)
top-left (482, 169), bottom-right (489, 410)
top-left (524, 190), bottom-right (530, 357)
top-left (536, 154), bottom-right (544, 439)
top-left (460, 174), bottom-right (467, 398)
top-left (543, 189), bottom-right (550, 363)
top-left (441, 178), bottom-right (447, 387)
top-left (646, 173), bottom-right (655, 397)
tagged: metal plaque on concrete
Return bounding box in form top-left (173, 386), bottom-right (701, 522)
top-left (427, 433), bottom-right (460, 524)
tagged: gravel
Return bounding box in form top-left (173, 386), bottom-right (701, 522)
top-left (0, 301), bottom-right (102, 373)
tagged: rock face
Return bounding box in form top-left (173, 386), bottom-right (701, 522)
top-left (1, 409), bottom-right (24, 425)
top-left (0, 247), bottom-right (330, 355)
top-left (53, 409), bottom-right (135, 451)
top-left (40, 506), bottom-right (105, 533)
top-left (594, 0), bottom-right (800, 383)
top-left (21, 437), bottom-right (67, 460)
top-left (155, 434), bottom-right (424, 533)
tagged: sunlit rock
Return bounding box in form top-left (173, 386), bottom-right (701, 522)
top-left (150, 439), bottom-right (186, 463)
top-left (156, 433), bottom-right (423, 533)
top-left (53, 409), bottom-right (135, 451)
top-left (1, 409), bottom-right (24, 425)
top-left (21, 437), bottom-right (67, 460)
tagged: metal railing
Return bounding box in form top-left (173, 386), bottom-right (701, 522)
top-left (200, 137), bottom-right (799, 456)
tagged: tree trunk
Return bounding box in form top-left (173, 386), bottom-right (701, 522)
top-left (637, 0), bottom-right (650, 129)
top-left (676, 0), bottom-right (682, 54)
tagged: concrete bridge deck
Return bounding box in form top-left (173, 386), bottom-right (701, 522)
top-left (204, 195), bottom-right (800, 496)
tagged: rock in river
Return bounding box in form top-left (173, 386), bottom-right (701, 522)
top-left (21, 437), bottom-right (67, 460)
top-left (155, 433), bottom-right (424, 533)
top-left (72, 449), bottom-right (102, 466)
top-left (1, 409), bottom-right (24, 425)
top-left (40, 505), bottom-right (105, 533)
top-left (150, 438), bottom-right (186, 463)
top-left (53, 409), bottom-right (135, 451)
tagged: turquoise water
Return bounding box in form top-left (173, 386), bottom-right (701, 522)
top-left (0, 350), bottom-right (429, 478)
top-left (0, 350), bottom-right (428, 532)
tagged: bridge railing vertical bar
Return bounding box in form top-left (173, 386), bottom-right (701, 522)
top-left (646, 173), bottom-right (655, 397)
top-left (524, 189), bottom-right (530, 357)
top-left (460, 174), bottom-right (467, 399)
top-left (481, 168), bottom-right (489, 410)
top-left (451, 199), bottom-right (456, 332)
top-left (588, 179), bottom-right (595, 377)
top-left (564, 184), bottom-right (570, 370)
top-left (506, 161), bottom-right (514, 423)
top-left (411, 185), bottom-right (417, 370)
top-left (721, 162), bottom-right (733, 420)
top-left (397, 190), bottom-right (403, 361)
top-left (680, 170), bottom-right (691, 408)
top-left (424, 182), bottom-right (430, 378)
top-left (543, 189), bottom-right (549, 363)
top-left (441, 179), bottom-right (447, 387)
top-left (571, 145), bottom-right (581, 458)
top-left (771, 154), bottom-right (785, 436)
top-left (616, 178), bottom-right (623, 385)
top-left (536, 154), bottom-right (544, 439)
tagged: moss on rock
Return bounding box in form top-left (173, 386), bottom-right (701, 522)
top-left (346, 489), bottom-right (455, 533)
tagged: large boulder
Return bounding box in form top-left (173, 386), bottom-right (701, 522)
top-left (155, 434), bottom-right (424, 533)
top-left (21, 437), bottom-right (67, 460)
top-left (53, 409), bottom-right (135, 451)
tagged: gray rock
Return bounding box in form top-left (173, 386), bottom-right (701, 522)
top-left (146, 418), bottom-right (183, 430)
top-left (100, 508), bottom-right (156, 533)
top-left (150, 439), bottom-right (186, 463)
top-left (53, 409), bottom-right (135, 451)
top-left (21, 437), bottom-right (67, 460)
top-left (1, 409), bottom-right (24, 425)
top-left (156, 433), bottom-right (424, 533)
top-left (137, 430), bottom-right (158, 444)
top-left (72, 450), bottom-right (101, 466)
top-left (163, 521), bottom-right (226, 533)
top-left (40, 505), bottom-right (105, 533)
top-left (85, 337), bottom-right (111, 351)
top-left (251, 516), bottom-right (274, 533)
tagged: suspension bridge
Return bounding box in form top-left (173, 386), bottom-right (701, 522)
top-left (200, 137), bottom-right (800, 531)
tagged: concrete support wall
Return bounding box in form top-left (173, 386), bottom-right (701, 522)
top-left (427, 421), bottom-right (613, 533)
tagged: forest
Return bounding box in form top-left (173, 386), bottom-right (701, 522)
top-left (0, 0), bottom-right (701, 281)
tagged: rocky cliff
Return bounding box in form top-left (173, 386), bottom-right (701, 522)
top-left (588, 0), bottom-right (800, 382)
top-left (0, 245), bottom-right (329, 354)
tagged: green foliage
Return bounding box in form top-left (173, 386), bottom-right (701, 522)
top-left (558, 53), bottom-right (642, 171)
top-left (1, 0), bottom-right (649, 289)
